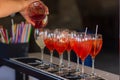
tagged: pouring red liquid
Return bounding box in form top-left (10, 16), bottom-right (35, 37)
top-left (28, 1), bottom-right (48, 28)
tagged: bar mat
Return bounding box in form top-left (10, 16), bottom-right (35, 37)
top-left (14, 57), bottom-right (106, 80)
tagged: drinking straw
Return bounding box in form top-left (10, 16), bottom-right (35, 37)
top-left (0, 30), bottom-right (4, 43)
top-left (15, 24), bottom-right (19, 43)
top-left (12, 24), bottom-right (17, 43)
top-left (5, 29), bottom-right (9, 44)
top-left (0, 33), bottom-right (5, 43)
top-left (95, 25), bottom-right (98, 38)
top-left (11, 19), bottom-right (14, 41)
top-left (0, 27), bottom-right (9, 43)
top-left (85, 27), bottom-right (88, 36)
top-left (26, 24), bottom-right (32, 42)
top-left (24, 24), bottom-right (29, 42)
top-left (17, 24), bottom-right (22, 43)
top-left (2, 28), bottom-right (7, 43)
top-left (21, 21), bottom-right (25, 28)
top-left (0, 27), bottom-right (5, 43)
top-left (21, 24), bottom-right (26, 43)
top-left (19, 22), bottom-right (24, 43)
top-left (0, 31), bottom-right (1, 41)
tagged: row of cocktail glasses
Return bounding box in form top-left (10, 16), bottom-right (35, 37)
top-left (34, 28), bottom-right (103, 79)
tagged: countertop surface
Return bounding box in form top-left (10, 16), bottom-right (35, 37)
top-left (28, 53), bottom-right (119, 80)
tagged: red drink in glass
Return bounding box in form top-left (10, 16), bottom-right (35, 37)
top-left (44, 38), bottom-right (54, 51)
top-left (90, 39), bottom-right (103, 58)
top-left (28, 1), bottom-right (48, 28)
top-left (29, 14), bottom-right (47, 28)
top-left (53, 29), bottom-right (69, 75)
top-left (70, 38), bottom-right (76, 51)
top-left (73, 33), bottom-right (92, 78)
top-left (89, 34), bottom-right (103, 77)
top-left (54, 38), bottom-right (68, 55)
top-left (74, 40), bottom-right (92, 61)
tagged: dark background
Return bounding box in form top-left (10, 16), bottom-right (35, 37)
top-left (0, 0), bottom-right (119, 74)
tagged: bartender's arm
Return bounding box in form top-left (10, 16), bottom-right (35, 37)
top-left (0, 0), bottom-right (48, 25)
top-left (0, 0), bottom-right (39, 18)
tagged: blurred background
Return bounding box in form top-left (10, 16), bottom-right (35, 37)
top-left (0, 0), bottom-right (119, 75)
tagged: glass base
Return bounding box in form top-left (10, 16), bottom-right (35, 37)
top-left (55, 71), bottom-right (68, 77)
top-left (64, 73), bottom-right (81, 79)
top-left (80, 73), bottom-right (89, 79)
top-left (64, 72), bottom-right (90, 80)
top-left (62, 67), bottom-right (76, 73)
top-left (36, 63), bottom-right (49, 69)
top-left (87, 74), bottom-right (105, 80)
top-left (46, 67), bottom-right (58, 73)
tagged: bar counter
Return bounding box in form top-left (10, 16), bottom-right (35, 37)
top-left (29, 53), bottom-right (119, 80)
top-left (0, 53), bottom-right (119, 80)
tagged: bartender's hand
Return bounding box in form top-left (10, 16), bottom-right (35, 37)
top-left (0, 0), bottom-right (49, 26)
top-left (20, 0), bottom-right (49, 26)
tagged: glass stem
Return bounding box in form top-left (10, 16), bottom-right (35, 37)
top-left (59, 54), bottom-right (63, 72)
top-left (76, 56), bottom-right (80, 72)
top-left (82, 60), bottom-right (85, 74)
top-left (68, 51), bottom-right (71, 69)
top-left (49, 50), bottom-right (53, 69)
top-left (92, 58), bottom-right (95, 76)
top-left (50, 50), bottom-right (53, 63)
top-left (41, 49), bottom-right (44, 60)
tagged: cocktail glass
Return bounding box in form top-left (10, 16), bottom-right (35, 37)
top-left (89, 34), bottom-right (103, 78)
top-left (73, 33), bottom-right (92, 79)
top-left (34, 29), bottom-right (46, 68)
top-left (27, 1), bottom-right (48, 28)
top-left (54, 28), bottom-right (69, 76)
top-left (44, 29), bottom-right (55, 71)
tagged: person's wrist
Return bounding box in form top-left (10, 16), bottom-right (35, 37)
top-left (20, 0), bottom-right (40, 10)
top-left (21, 0), bottom-right (29, 10)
